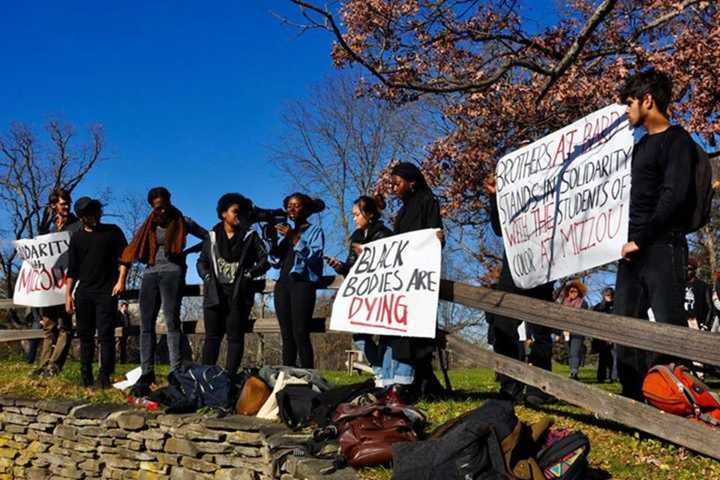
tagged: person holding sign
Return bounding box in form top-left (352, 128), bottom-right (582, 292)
top-left (386, 162), bottom-right (445, 397)
top-left (117, 187), bottom-right (208, 388)
top-left (326, 195), bottom-right (392, 385)
top-left (615, 69), bottom-right (697, 401)
top-left (269, 193), bottom-right (325, 369)
top-left (65, 197), bottom-right (128, 388)
top-left (197, 193), bottom-right (270, 375)
top-left (31, 188), bottom-right (82, 378)
top-left (485, 173), bottom-right (556, 406)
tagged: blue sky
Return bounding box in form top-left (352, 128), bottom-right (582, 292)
top-left (0, 1), bottom-right (337, 227)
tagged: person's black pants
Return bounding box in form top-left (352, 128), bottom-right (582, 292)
top-left (614, 237), bottom-right (687, 400)
top-left (75, 292), bottom-right (117, 377)
top-left (202, 284), bottom-right (251, 375)
top-left (595, 341), bottom-right (614, 382)
top-left (274, 279), bottom-right (316, 368)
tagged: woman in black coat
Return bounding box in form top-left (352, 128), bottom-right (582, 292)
top-left (386, 162), bottom-right (445, 397)
top-left (197, 193), bottom-right (270, 375)
top-left (326, 195), bottom-right (392, 385)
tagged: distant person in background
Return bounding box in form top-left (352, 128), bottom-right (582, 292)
top-left (197, 193), bottom-right (269, 375)
top-left (117, 301), bottom-right (131, 328)
top-left (558, 279), bottom-right (589, 381)
top-left (684, 257), bottom-right (712, 331)
top-left (326, 195), bottom-right (392, 386)
top-left (65, 197), bottom-right (128, 388)
top-left (592, 288), bottom-right (617, 383)
top-left (269, 193), bottom-right (325, 368)
top-left (118, 187), bottom-right (207, 388)
top-left (32, 188), bottom-right (82, 378)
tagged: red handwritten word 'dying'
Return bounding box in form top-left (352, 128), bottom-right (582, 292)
top-left (16, 266), bottom-right (66, 293)
top-left (348, 293), bottom-right (408, 332)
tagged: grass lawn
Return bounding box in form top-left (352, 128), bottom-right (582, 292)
top-left (1, 357), bottom-right (719, 479)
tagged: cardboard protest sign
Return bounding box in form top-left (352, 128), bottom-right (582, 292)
top-left (495, 104), bottom-right (634, 289)
top-left (13, 232), bottom-right (71, 307)
top-left (330, 229), bottom-right (441, 338)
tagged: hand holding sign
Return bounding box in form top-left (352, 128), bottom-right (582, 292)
top-left (330, 229), bottom-right (441, 338)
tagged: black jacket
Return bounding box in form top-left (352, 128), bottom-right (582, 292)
top-left (196, 229), bottom-right (270, 309)
top-left (337, 221), bottom-right (393, 276)
top-left (391, 189), bottom-right (443, 363)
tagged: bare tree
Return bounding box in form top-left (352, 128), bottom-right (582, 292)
top-left (269, 74), bottom-right (436, 247)
top-left (0, 121), bottom-right (104, 297)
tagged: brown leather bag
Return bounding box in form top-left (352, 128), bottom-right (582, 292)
top-left (235, 376), bottom-right (271, 416)
top-left (333, 402), bottom-right (426, 468)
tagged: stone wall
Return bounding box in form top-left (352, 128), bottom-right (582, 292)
top-left (0, 398), bottom-right (357, 480)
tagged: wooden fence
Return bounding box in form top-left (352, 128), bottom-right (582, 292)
top-left (1, 276), bottom-right (720, 460)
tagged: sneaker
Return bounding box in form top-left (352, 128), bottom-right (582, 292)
top-left (29, 366), bottom-right (46, 378)
top-left (43, 364), bottom-right (60, 377)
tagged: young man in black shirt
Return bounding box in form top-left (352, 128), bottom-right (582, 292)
top-left (615, 69), bottom-right (697, 400)
top-left (65, 197), bottom-right (128, 388)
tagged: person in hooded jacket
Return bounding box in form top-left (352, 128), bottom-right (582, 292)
top-left (326, 195), bottom-right (392, 385)
top-left (385, 162), bottom-right (445, 398)
top-left (197, 193), bottom-right (270, 375)
top-left (268, 193), bottom-right (326, 369)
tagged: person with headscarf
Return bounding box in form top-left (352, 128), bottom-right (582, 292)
top-left (268, 193), bottom-right (326, 368)
top-left (117, 187), bottom-right (207, 387)
top-left (558, 279), bottom-right (589, 380)
top-left (384, 162), bottom-right (445, 399)
top-left (197, 193), bottom-right (270, 375)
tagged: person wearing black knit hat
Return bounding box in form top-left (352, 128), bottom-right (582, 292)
top-left (268, 192), bottom-right (326, 368)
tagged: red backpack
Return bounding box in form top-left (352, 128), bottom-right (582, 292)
top-left (642, 364), bottom-right (720, 426)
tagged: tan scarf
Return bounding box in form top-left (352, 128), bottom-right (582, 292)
top-left (120, 206), bottom-right (187, 265)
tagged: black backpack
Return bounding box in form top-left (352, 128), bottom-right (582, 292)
top-left (162, 363), bottom-right (234, 413)
top-left (678, 128), bottom-right (714, 233)
top-left (276, 384), bottom-right (321, 430)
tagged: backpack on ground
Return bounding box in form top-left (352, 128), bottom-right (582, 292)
top-left (322, 400), bottom-right (427, 469)
top-left (277, 384), bottom-right (321, 429)
top-left (392, 400), bottom-right (590, 480)
top-left (164, 363), bottom-right (233, 413)
top-left (642, 363), bottom-right (720, 426)
top-left (235, 375), bottom-right (272, 416)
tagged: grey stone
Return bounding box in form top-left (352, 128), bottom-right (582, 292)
top-left (165, 438), bottom-right (199, 457)
top-left (180, 457), bottom-right (219, 473)
top-left (28, 423), bottom-right (53, 432)
top-left (5, 424), bottom-right (27, 434)
top-left (53, 424), bottom-right (78, 440)
top-left (27, 467), bottom-right (50, 480)
top-left (138, 472), bottom-right (169, 480)
top-left (78, 459), bottom-right (103, 474)
top-left (72, 404), bottom-right (124, 420)
top-left (170, 466), bottom-right (213, 480)
top-left (37, 399), bottom-right (80, 415)
top-left (264, 431), bottom-right (312, 449)
top-left (128, 430), bottom-right (165, 442)
top-left (214, 468), bottom-right (256, 480)
top-left (176, 426), bottom-right (225, 441)
top-left (194, 441), bottom-right (233, 454)
top-left (204, 415), bottom-right (274, 432)
top-left (49, 464), bottom-right (84, 479)
top-left (118, 448), bottom-right (155, 462)
top-left (21, 407), bottom-right (39, 416)
top-left (139, 461), bottom-right (170, 474)
top-left (106, 429), bottom-right (129, 439)
top-left (146, 439), bottom-right (165, 451)
top-left (234, 445), bottom-right (263, 457)
top-left (116, 412), bottom-right (146, 431)
top-left (78, 426), bottom-right (109, 437)
top-left (2, 412), bottom-right (32, 425)
top-left (104, 454), bottom-right (139, 470)
top-left (226, 430), bottom-right (262, 446)
top-left (155, 453), bottom-right (180, 465)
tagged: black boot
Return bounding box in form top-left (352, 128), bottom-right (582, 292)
top-left (81, 365), bottom-right (94, 388)
top-left (96, 372), bottom-right (111, 389)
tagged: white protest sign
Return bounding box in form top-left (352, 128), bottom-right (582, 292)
top-left (13, 232), bottom-right (71, 307)
top-left (330, 229), bottom-right (441, 338)
top-left (495, 104), bottom-right (634, 289)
